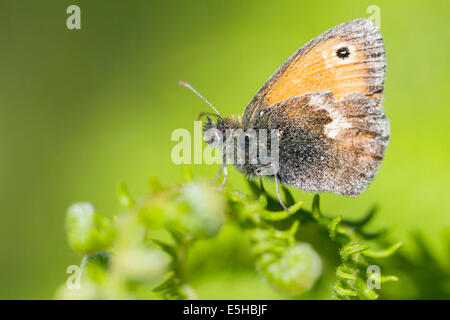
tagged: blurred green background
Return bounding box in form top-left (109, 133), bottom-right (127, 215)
top-left (1, 0), bottom-right (450, 299)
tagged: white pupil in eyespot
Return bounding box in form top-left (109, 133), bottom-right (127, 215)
top-left (336, 47), bottom-right (350, 59)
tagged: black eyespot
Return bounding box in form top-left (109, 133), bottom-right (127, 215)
top-left (336, 47), bottom-right (350, 59)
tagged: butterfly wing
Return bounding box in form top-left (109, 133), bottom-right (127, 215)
top-left (240, 18), bottom-right (388, 195)
top-left (242, 18), bottom-right (386, 128)
top-left (257, 91), bottom-right (389, 196)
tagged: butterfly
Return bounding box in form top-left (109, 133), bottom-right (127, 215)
top-left (179, 18), bottom-right (389, 212)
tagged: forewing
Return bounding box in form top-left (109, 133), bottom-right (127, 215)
top-left (243, 18), bottom-right (386, 128)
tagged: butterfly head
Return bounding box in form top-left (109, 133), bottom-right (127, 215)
top-left (178, 80), bottom-right (242, 147)
top-left (202, 115), bottom-right (242, 147)
top-left (202, 116), bottom-right (228, 147)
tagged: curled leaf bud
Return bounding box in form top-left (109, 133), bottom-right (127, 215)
top-left (114, 248), bottom-right (170, 284)
top-left (164, 181), bottom-right (226, 239)
top-left (261, 243), bottom-right (322, 295)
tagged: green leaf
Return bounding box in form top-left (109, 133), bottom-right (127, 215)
top-left (287, 220), bottom-right (300, 237)
top-left (381, 275), bottom-right (399, 283)
top-left (281, 185), bottom-right (295, 207)
top-left (340, 243), bottom-right (369, 260)
top-left (342, 205), bottom-right (378, 228)
top-left (260, 201), bottom-right (303, 221)
top-left (334, 283), bottom-right (357, 297)
top-left (153, 273), bottom-right (178, 292)
top-left (246, 179), bottom-right (262, 197)
top-left (59, 175), bottom-right (402, 300)
top-left (152, 239), bottom-right (176, 258)
top-left (258, 180), bottom-right (284, 211)
top-left (358, 227), bottom-right (390, 240)
top-left (312, 194), bottom-right (321, 220)
top-left (362, 241), bottom-right (403, 258)
top-left (328, 216), bottom-right (342, 240)
top-left (336, 266), bottom-right (356, 280)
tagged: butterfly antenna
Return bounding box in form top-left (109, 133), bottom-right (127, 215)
top-left (178, 80), bottom-right (224, 121)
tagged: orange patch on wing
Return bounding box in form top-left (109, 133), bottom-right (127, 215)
top-left (359, 132), bottom-right (376, 139)
top-left (265, 38), bottom-right (370, 105)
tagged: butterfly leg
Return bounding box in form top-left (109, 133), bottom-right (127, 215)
top-left (274, 174), bottom-right (289, 213)
top-left (256, 164), bottom-right (289, 213)
top-left (219, 150), bottom-right (228, 186)
top-left (222, 165), bottom-right (228, 186)
top-left (213, 163), bottom-right (224, 183)
top-left (213, 163), bottom-right (228, 186)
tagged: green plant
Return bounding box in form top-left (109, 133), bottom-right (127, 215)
top-left (57, 168), bottom-right (402, 300)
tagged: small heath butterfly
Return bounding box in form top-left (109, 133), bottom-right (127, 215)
top-left (180, 18), bottom-right (389, 211)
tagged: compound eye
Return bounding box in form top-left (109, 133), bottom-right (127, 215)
top-left (219, 124), bottom-right (227, 132)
